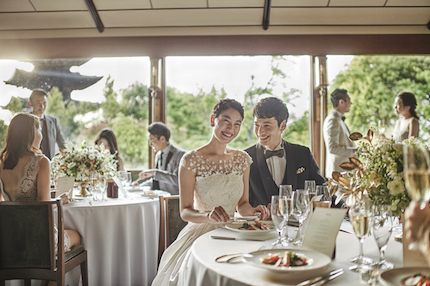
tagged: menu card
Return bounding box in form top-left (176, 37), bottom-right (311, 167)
top-left (403, 224), bottom-right (428, 267)
top-left (55, 177), bottom-right (75, 198)
top-left (302, 208), bottom-right (347, 259)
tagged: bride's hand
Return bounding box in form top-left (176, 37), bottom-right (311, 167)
top-left (255, 205), bottom-right (270, 220)
top-left (208, 206), bottom-right (230, 222)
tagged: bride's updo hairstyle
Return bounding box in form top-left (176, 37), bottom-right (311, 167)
top-left (397, 91), bottom-right (419, 119)
top-left (0, 113), bottom-right (41, 170)
top-left (212, 99), bottom-right (244, 119)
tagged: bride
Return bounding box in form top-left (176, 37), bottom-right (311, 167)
top-left (152, 99), bottom-right (270, 285)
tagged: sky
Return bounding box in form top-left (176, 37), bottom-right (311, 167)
top-left (0, 55), bottom-right (353, 123)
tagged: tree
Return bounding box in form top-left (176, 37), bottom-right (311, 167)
top-left (330, 56), bottom-right (430, 140)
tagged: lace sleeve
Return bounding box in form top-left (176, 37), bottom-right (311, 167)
top-left (179, 151), bottom-right (197, 175)
top-left (235, 150), bottom-right (252, 172)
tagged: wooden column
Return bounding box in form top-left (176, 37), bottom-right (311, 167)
top-left (148, 57), bottom-right (166, 168)
top-left (310, 55), bottom-right (328, 177)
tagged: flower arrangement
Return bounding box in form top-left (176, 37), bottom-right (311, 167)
top-left (51, 141), bottom-right (118, 182)
top-left (328, 130), bottom-right (427, 216)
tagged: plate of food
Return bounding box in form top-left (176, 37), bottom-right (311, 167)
top-left (242, 248), bottom-right (330, 273)
top-left (225, 221), bottom-right (276, 239)
top-left (380, 267), bottom-right (430, 286)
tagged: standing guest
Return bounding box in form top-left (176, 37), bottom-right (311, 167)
top-left (95, 128), bottom-right (124, 171)
top-left (323, 88), bottom-right (356, 179)
top-left (28, 89), bottom-right (66, 160)
top-left (405, 201), bottom-right (430, 266)
top-left (393, 91), bottom-right (419, 142)
top-left (138, 122), bottom-right (185, 195)
top-left (152, 99), bottom-right (270, 285)
top-left (0, 113), bottom-right (80, 252)
top-left (245, 97), bottom-right (325, 207)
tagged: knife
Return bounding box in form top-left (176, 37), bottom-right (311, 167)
top-left (310, 269), bottom-right (344, 286)
top-left (210, 235), bottom-right (265, 241)
top-left (296, 268), bottom-right (343, 286)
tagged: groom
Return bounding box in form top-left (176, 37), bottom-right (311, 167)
top-left (245, 97), bottom-right (326, 207)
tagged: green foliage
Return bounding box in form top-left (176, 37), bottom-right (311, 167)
top-left (5, 97), bottom-right (23, 113)
top-left (100, 76), bottom-right (121, 121)
top-left (119, 82), bottom-right (149, 121)
top-left (0, 120), bottom-right (8, 150)
top-left (330, 56), bottom-right (430, 140)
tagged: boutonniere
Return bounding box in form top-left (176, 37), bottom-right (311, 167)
top-left (296, 167), bottom-right (305, 174)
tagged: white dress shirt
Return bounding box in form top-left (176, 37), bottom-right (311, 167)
top-left (265, 141), bottom-right (286, 187)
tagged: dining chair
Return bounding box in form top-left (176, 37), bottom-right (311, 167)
top-left (158, 195), bottom-right (187, 262)
top-left (0, 199), bottom-right (88, 286)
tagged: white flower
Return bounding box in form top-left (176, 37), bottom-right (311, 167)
top-left (387, 179), bottom-right (405, 196)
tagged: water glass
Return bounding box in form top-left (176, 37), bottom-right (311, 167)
top-left (279, 185), bottom-right (293, 243)
top-left (292, 189), bottom-right (310, 246)
top-left (271, 195), bottom-right (288, 247)
top-left (372, 204), bottom-right (394, 270)
top-left (313, 185), bottom-right (331, 210)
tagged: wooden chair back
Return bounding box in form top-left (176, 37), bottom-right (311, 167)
top-left (0, 200), bottom-right (88, 286)
top-left (158, 195), bottom-right (187, 262)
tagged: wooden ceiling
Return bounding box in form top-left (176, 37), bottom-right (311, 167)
top-left (0, 0), bottom-right (429, 58)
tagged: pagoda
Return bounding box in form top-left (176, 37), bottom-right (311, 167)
top-left (5, 59), bottom-right (102, 101)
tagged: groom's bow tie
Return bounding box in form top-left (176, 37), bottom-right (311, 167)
top-left (264, 149), bottom-right (284, 159)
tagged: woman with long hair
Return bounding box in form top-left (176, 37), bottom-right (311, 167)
top-left (0, 113), bottom-right (80, 251)
top-left (95, 128), bottom-right (124, 171)
top-left (393, 91), bottom-right (419, 141)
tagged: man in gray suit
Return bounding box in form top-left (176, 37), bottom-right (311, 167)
top-left (139, 122), bottom-right (185, 195)
top-left (28, 89), bottom-right (66, 160)
top-left (323, 88), bottom-right (357, 178)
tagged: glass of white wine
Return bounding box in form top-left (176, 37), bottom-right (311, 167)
top-left (403, 144), bottom-right (430, 250)
top-left (279, 185), bottom-right (293, 244)
top-left (271, 195), bottom-right (288, 247)
top-left (305, 180), bottom-right (316, 201)
top-left (349, 195), bottom-right (373, 272)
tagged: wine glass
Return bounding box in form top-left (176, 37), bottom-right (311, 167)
top-left (279, 185), bottom-right (293, 244)
top-left (305, 180), bottom-right (316, 201)
top-left (292, 189), bottom-right (310, 247)
top-left (313, 185), bottom-right (331, 210)
top-left (349, 195), bottom-right (373, 272)
top-left (372, 204), bottom-right (394, 270)
top-left (271, 195), bottom-right (288, 247)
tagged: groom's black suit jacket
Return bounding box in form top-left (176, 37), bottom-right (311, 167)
top-left (245, 140), bottom-right (326, 207)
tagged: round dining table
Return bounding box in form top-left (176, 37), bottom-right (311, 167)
top-left (180, 221), bottom-right (404, 286)
top-left (62, 190), bottom-right (166, 286)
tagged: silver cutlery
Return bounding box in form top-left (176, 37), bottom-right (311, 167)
top-left (310, 269), bottom-right (343, 286)
top-left (296, 268), bottom-right (343, 286)
top-left (210, 235), bottom-right (265, 241)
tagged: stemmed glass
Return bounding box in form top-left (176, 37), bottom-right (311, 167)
top-left (279, 185), bottom-right (293, 244)
top-left (305, 180), bottom-right (316, 201)
top-left (403, 145), bottom-right (430, 250)
top-left (372, 204), bottom-right (394, 270)
top-left (118, 171), bottom-right (131, 187)
top-left (349, 195), bottom-right (373, 272)
top-left (271, 195), bottom-right (288, 247)
top-left (313, 185), bottom-right (331, 210)
top-left (292, 189), bottom-right (310, 246)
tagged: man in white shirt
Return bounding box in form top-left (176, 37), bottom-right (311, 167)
top-left (138, 122), bottom-right (185, 195)
top-left (245, 97), bottom-right (325, 207)
top-left (323, 88), bottom-right (357, 178)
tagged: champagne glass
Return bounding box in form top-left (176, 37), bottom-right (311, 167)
top-left (403, 144), bottom-right (430, 250)
top-left (292, 189), bottom-right (310, 247)
top-left (349, 196), bottom-right (373, 272)
top-left (279, 185), bottom-right (293, 244)
top-left (372, 204), bottom-right (394, 270)
top-left (305, 180), bottom-right (316, 201)
top-left (271, 195), bottom-right (288, 247)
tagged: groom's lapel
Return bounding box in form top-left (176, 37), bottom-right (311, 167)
top-left (282, 141), bottom-right (297, 188)
top-left (256, 143), bottom-right (275, 197)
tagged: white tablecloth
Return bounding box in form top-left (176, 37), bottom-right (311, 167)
top-left (182, 221), bottom-right (403, 286)
top-left (63, 196), bottom-right (160, 286)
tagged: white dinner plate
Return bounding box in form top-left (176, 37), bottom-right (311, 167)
top-left (380, 267), bottom-right (430, 286)
top-left (242, 248), bottom-right (331, 274)
top-left (225, 222), bottom-right (276, 239)
top-left (141, 190), bottom-right (170, 198)
top-left (229, 216), bottom-right (258, 221)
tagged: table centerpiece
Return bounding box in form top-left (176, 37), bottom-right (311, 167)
top-left (51, 141), bottom-right (118, 197)
top-left (328, 129), bottom-right (428, 216)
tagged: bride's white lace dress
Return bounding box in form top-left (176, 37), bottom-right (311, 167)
top-left (152, 149), bottom-right (251, 286)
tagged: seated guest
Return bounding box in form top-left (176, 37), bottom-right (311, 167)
top-left (245, 97), bottom-right (326, 207)
top-left (405, 201), bottom-right (430, 266)
top-left (95, 128), bottom-right (124, 171)
top-left (0, 113), bottom-right (80, 252)
top-left (138, 122), bottom-right (185, 195)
